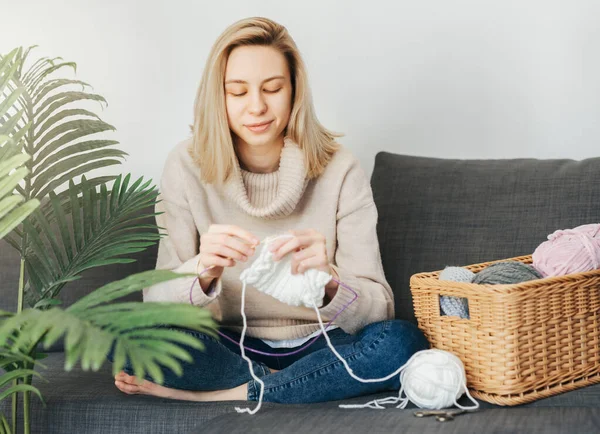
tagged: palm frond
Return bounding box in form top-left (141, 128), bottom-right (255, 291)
top-left (1, 46), bottom-right (122, 203)
top-left (0, 412), bottom-right (10, 434)
top-left (0, 49), bottom-right (27, 147)
top-left (0, 150), bottom-right (40, 240)
top-left (0, 350), bottom-right (44, 432)
top-left (0, 271), bottom-right (217, 384)
top-left (0, 384), bottom-right (42, 406)
top-left (0, 49), bottom-right (40, 241)
top-left (21, 174), bottom-right (162, 303)
top-left (0, 370), bottom-right (42, 390)
top-left (0, 49), bottom-right (21, 96)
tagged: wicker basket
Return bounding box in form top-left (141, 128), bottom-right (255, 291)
top-left (410, 254), bottom-right (600, 406)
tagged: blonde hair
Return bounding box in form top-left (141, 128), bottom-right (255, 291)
top-left (188, 17), bottom-right (341, 184)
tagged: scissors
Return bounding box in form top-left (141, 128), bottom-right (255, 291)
top-left (413, 408), bottom-right (476, 422)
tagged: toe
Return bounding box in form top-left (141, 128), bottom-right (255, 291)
top-left (115, 380), bottom-right (139, 395)
top-left (122, 373), bottom-right (140, 385)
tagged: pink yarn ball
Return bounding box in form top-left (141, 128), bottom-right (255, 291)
top-left (532, 224), bottom-right (600, 277)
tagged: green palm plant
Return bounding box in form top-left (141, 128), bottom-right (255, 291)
top-left (0, 46), bottom-right (217, 434)
top-left (0, 47), bottom-right (43, 434)
top-left (0, 348), bottom-right (44, 434)
top-left (0, 45), bottom-right (142, 307)
top-left (0, 271), bottom-right (217, 434)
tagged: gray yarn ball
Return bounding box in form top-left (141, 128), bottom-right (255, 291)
top-left (439, 266), bottom-right (475, 319)
top-left (472, 261), bottom-right (542, 285)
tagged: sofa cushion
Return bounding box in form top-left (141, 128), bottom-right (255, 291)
top-left (371, 153), bottom-right (600, 323)
top-left (0, 352), bottom-right (412, 434)
top-left (2, 352), bottom-right (600, 434)
top-left (198, 406), bottom-right (600, 434)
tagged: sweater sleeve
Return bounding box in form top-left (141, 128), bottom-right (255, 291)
top-left (142, 151), bottom-right (222, 306)
top-left (318, 158), bottom-right (395, 334)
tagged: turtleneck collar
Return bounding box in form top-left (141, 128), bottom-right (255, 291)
top-left (224, 137), bottom-right (308, 219)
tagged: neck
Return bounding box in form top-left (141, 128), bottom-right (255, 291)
top-left (234, 136), bottom-right (284, 174)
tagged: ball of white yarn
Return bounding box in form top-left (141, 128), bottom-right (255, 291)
top-left (401, 349), bottom-right (467, 409)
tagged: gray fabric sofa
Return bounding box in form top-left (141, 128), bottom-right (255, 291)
top-left (2, 151), bottom-right (600, 433)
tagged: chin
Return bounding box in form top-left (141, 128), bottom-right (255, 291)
top-left (239, 133), bottom-right (280, 148)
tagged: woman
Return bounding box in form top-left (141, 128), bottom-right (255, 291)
top-left (114, 16), bottom-right (428, 404)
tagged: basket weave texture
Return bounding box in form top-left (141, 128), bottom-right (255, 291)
top-left (410, 254), bottom-right (600, 405)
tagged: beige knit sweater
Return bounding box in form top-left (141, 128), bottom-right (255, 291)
top-left (143, 137), bottom-right (394, 340)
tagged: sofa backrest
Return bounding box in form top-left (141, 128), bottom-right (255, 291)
top-left (371, 153), bottom-right (600, 323)
top-left (4, 153), bottom-right (600, 330)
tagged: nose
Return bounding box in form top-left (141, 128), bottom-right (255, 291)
top-left (248, 89), bottom-right (267, 116)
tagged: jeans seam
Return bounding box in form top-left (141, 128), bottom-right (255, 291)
top-left (261, 321), bottom-right (391, 394)
top-left (247, 380), bottom-right (257, 401)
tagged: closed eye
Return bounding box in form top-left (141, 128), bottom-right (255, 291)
top-left (228, 88), bottom-right (281, 97)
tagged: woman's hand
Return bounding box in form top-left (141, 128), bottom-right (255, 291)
top-left (269, 229), bottom-right (339, 301)
top-left (197, 224), bottom-right (260, 291)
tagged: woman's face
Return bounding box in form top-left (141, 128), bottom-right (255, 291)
top-left (224, 45), bottom-right (293, 151)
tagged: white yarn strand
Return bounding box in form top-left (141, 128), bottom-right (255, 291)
top-left (234, 233), bottom-right (479, 414)
top-left (234, 280), bottom-right (265, 415)
top-left (313, 301), bottom-right (479, 411)
top-left (312, 301), bottom-right (409, 383)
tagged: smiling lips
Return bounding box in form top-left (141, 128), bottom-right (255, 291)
top-left (246, 120), bottom-right (273, 133)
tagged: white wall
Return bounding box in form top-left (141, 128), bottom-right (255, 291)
top-left (3, 0), bottom-right (599, 183)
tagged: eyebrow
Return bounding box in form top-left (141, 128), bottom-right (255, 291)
top-left (225, 75), bottom-right (286, 85)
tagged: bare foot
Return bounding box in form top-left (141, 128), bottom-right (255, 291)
top-left (114, 371), bottom-right (248, 401)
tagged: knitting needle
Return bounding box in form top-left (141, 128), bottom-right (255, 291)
top-left (413, 408), bottom-right (476, 422)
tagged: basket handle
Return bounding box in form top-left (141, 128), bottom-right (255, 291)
top-left (435, 288), bottom-right (482, 326)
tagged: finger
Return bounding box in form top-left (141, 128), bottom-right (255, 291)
top-left (208, 225), bottom-right (260, 246)
top-left (267, 235), bottom-right (294, 253)
top-left (288, 229), bottom-right (315, 237)
top-left (292, 245), bottom-right (319, 263)
top-left (291, 245), bottom-right (320, 275)
top-left (296, 255), bottom-right (330, 274)
top-left (273, 235), bottom-right (319, 261)
top-left (204, 243), bottom-right (249, 262)
top-left (220, 234), bottom-right (257, 257)
top-left (115, 380), bottom-right (138, 394)
top-left (271, 236), bottom-right (302, 261)
top-left (291, 254), bottom-right (310, 275)
top-left (202, 254), bottom-right (235, 268)
top-left (206, 233), bottom-right (256, 257)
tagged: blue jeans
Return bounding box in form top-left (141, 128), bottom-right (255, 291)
top-left (118, 320), bottom-right (429, 404)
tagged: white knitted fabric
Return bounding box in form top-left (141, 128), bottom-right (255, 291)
top-left (239, 234), bottom-right (333, 308)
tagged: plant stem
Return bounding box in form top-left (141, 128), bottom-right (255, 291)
top-left (19, 259), bottom-right (32, 434)
top-left (23, 366), bottom-right (31, 434)
top-left (10, 258), bottom-right (26, 434)
top-left (18, 258), bottom-right (25, 313)
top-left (11, 392), bottom-right (17, 434)
top-left (21, 72), bottom-right (34, 434)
